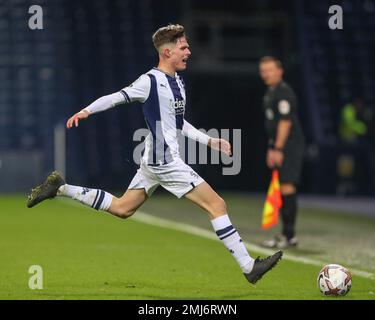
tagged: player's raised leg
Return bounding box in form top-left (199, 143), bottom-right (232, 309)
top-left (27, 171), bottom-right (148, 219)
top-left (108, 188), bottom-right (148, 219)
top-left (27, 171), bottom-right (66, 208)
top-left (185, 181), bottom-right (283, 284)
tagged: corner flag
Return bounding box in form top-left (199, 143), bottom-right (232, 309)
top-left (262, 170), bottom-right (282, 230)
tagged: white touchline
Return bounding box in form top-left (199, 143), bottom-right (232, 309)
top-left (59, 199), bottom-right (375, 281)
top-left (134, 211), bottom-right (375, 281)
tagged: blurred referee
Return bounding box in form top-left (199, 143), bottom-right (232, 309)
top-left (259, 56), bottom-right (305, 249)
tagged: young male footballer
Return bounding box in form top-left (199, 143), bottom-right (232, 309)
top-left (27, 24), bottom-right (282, 284)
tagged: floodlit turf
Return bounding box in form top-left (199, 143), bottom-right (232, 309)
top-left (0, 195), bottom-right (374, 300)
top-left (141, 192), bottom-right (375, 275)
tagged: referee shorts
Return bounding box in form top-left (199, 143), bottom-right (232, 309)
top-left (279, 147), bottom-right (304, 185)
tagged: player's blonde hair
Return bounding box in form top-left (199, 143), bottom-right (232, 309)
top-left (152, 24), bottom-right (186, 52)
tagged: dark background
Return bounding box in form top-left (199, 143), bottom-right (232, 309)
top-left (0, 0), bottom-right (374, 196)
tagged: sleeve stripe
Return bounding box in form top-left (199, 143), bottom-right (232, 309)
top-left (120, 90), bottom-right (131, 103)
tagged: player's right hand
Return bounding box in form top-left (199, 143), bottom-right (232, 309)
top-left (208, 138), bottom-right (232, 157)
top-left (66, 110), bottom-right (90, 129)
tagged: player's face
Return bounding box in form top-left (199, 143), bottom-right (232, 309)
top-left (170, 37), bottom-right (191, 71)
top-left (259, 61), bottom-right (283, 87)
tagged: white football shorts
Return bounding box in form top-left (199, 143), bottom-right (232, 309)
top-left (128, 158), bottom-right (205, 198)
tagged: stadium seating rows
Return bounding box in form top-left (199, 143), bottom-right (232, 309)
top-left (0, 0), bottom-right (155, 183)
top-left (300, 0), bottom-right (375, 141)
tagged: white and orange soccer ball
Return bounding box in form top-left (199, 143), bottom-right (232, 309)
top-left (317, 264), bottom-right (352, 296)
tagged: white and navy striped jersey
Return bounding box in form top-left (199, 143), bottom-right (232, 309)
top-left (120, 68), bottom-right (187, 165)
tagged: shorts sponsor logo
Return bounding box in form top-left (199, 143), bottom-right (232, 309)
top-left (190, 171), bottom-right (199, 179)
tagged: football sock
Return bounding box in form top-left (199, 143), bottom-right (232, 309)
top-left (57, 184), bottom-right (113, 211)
top-left (281, 193), bottom-right (298, 240)
top-left (211, 214), bottom-right (254, 274)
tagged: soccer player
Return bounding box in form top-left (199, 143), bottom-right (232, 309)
top-left (259, 56), bottom-right (305, 249)
top-left (27, 24), bottom-right (282, 284)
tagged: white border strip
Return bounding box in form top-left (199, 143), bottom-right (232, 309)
top-left (134, 211), bottom-right (375, 280)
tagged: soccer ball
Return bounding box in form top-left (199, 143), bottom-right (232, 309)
top-left (317, 264), bottom-right (352, 296)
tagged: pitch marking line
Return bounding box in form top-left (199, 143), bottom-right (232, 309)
top-left (58, 199), bottom-right (375, 280)
top-left (134, 211), bottom-right (375, 280)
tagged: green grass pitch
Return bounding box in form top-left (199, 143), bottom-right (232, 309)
top-left (0, 194), bottom-right (374, 300)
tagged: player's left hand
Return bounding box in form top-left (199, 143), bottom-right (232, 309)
top-left (208, 138), bottom-right (232, 156)
top-left (66, 110), bottom-right (90, 129)
top-left (267, 148), bottom-right (284, 168)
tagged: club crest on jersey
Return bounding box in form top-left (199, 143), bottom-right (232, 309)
top-left (169, 98), bottom-right (185, 114)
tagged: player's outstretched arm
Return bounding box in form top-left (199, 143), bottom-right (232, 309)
top-left (66, 74), bottom-right (151, 129)
top-left (182, 119), bottom-right (210, 144)
top-left (182, 119), bottom-right (232, 156)
top-left (66, 92), bottom-right (126, 129)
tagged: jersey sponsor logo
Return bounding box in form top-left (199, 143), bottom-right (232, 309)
top-left (169, 98), bottom-right (185, 114)
top-left (278, 100), bottom-right (291, 115)
top-left (265, 108), bottom-right (274, 120)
